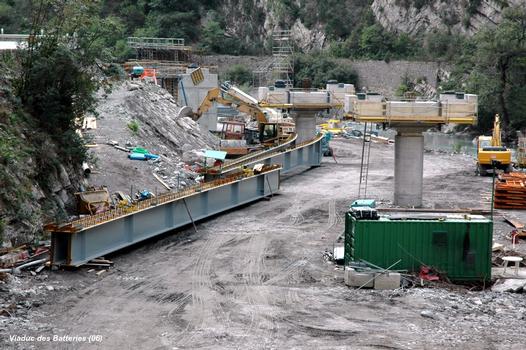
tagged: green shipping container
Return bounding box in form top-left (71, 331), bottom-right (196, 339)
top-left (344, 213), bottom-right (493, 282)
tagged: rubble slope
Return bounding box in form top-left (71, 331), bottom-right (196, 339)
top-left (86, 81), bottom-right (218, 195)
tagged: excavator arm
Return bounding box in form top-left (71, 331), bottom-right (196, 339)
top-left (195, 87), bottom-right (222, 119)
top-left (194, 85), bottom-right (268, 123)
top-left (492, 114), bottom-right (502, 147)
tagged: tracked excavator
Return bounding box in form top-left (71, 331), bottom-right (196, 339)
top-left (476, 114), bottom-right (512, 175)
top-left (194, 83), bottom-right (293, 153)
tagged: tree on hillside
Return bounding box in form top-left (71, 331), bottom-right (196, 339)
top-left (15, 0), bottom-right (120, 163)
top-left (466, 6), bottom-right (526, 138)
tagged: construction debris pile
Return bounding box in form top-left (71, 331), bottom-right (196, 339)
top-left (84, 81), bottom-right (219, 194)
top-left (0, 244), bottom-right (50, 275)
top-left (494, 172), bottom-right (526, 209)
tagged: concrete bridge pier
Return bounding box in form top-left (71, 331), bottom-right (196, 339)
top-left (292, 111), bottom-right (317, 144)
top-left (393, 126), bottom-right (427, 207)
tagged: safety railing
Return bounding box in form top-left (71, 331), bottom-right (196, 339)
top-left (127, 37), bottom-right (186, 49)
top-left (47, 165), bottom-right (281, 233)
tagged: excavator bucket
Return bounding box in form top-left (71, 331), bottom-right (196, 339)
top-left (75, 187), bottom-right (111, 215)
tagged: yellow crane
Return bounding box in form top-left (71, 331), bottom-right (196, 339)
top-left (476, 114), bottom-right (512, 175)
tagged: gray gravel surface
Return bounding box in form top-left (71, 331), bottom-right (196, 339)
top-left (2, 137), bottom-right (526, 349)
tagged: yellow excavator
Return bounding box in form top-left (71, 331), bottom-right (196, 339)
top-left (194, 84), bottom-right (293, 148)
top-left (476, 114), bottom-right (512, 175)
top-left (196, 86), bottom-right (268, 124)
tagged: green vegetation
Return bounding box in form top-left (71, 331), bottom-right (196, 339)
top-left (0, 0), bottom-right (119, 242)
top-left (127, 120), bottom-right (140, 135)
top-left (440, 6), bottom-right (526, 138)
top-left (13, 0), bottom-right (118, 165)
top-left (224, 65), bottom-right (253, 86)
top-left (294, 54), bottom-right (358, 88)
top-left (395, 75), bottom-right (417, 97)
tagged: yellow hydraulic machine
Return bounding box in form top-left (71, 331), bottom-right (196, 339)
top-left (194, 85), bottom-right (292, 149)
top-left (476, 114), bottom-right (512, 175)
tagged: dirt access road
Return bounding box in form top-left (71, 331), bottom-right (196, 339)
top-left (5, 138), bottom-right (526, 349)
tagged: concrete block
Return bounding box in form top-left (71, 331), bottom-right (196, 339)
top-left (344, 267), bottom-right (374, 288)
top-left (374, 273), bottom-right (401, 290)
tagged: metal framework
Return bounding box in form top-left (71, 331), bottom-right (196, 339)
top-left (272, 30), bottom-right (294, 87)
top-left (127, 37), bottom-right (191, 61)
top-left (127, 37), bottom-right (187, 49)
top-left (50, 167), bottom-right (281, 266)
top-left (253, 30), bottom-right (294, 87)
top-left (49, 135), bottom-right (323, 267)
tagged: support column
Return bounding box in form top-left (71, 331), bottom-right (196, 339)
top-left (394, 128), bottom-right (425, 207)
top-left (292, 111), bottom-right (317, 144)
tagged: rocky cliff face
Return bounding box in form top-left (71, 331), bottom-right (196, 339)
top-left (215, 0), bottom-right (516, 53)
top-left (217, 0), bottom-right (339, 51)
top-left (372, 0), bottom-right (522, 36)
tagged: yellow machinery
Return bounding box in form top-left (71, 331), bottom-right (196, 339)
top-left (319, 119), bottom-right (345, 134)
top-left (196, 87), bottom-right (268, 124)
top-left (75, 187), bottom-right (111, 214)
top-left (194, 86), bottom-right (293, 150)
top-left (476, 114), bottom-right (512, 175)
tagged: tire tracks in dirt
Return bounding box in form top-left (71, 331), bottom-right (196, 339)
top-left (236, 233), bottom-right (279, 349)
top-left (170, 234), bottom-right (229, 348)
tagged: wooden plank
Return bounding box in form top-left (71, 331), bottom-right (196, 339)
top-left (114, 145), bottom-right (130, 152)
top-left (153, 173), bottom-right (171, 190)
top-left (504, 216), bottom-right (525, 229)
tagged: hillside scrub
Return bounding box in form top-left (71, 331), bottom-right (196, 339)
top-left (293, 54), bottom-right (358, 88)
top-left (0, 0), bottom-right (117, 244)
top-left (439, 6), bottom-right (526, 138)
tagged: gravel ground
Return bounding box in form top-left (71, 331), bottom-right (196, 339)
top-left (2, 137), bottom-right (526, 350)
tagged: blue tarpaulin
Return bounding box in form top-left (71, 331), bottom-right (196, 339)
top-left (204, 150), bottom-right (227, 160)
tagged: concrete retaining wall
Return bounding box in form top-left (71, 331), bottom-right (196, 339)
top-left (201, 55), bottom-right (446, 98)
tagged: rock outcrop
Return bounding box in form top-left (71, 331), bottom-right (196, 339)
top-left (372, 0), bottom-right (523, 36)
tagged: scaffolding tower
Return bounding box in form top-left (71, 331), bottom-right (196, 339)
top-left (253, 30), bottom-right (294, 87)
top-left (272, 30), bottom-right (294, 87)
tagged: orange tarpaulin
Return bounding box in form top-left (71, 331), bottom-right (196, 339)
top-left (141, 68), bottom-right (157, 84)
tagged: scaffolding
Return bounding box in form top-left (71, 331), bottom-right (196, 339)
top-left (127, 37), bottom-right (191, 61)
top-left (272, 30), bottom-right (294, 87)
top-left (253, 30), bottom-right (294, 87)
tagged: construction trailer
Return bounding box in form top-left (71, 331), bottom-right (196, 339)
top-left (344, 212), bottom-right (492, 282)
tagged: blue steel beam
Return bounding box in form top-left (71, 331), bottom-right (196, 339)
top-left (50, 134), bottom-right (323, 267)
top-left (250, 137), bottom-right (322, 174)
top-left (222, 133), bottom-right (323, 175)
top-left (51, 168), bottom-right (280, 267)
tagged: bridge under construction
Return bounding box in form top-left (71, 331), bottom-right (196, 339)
top-left (47, 134), bottom-right (323, 267)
